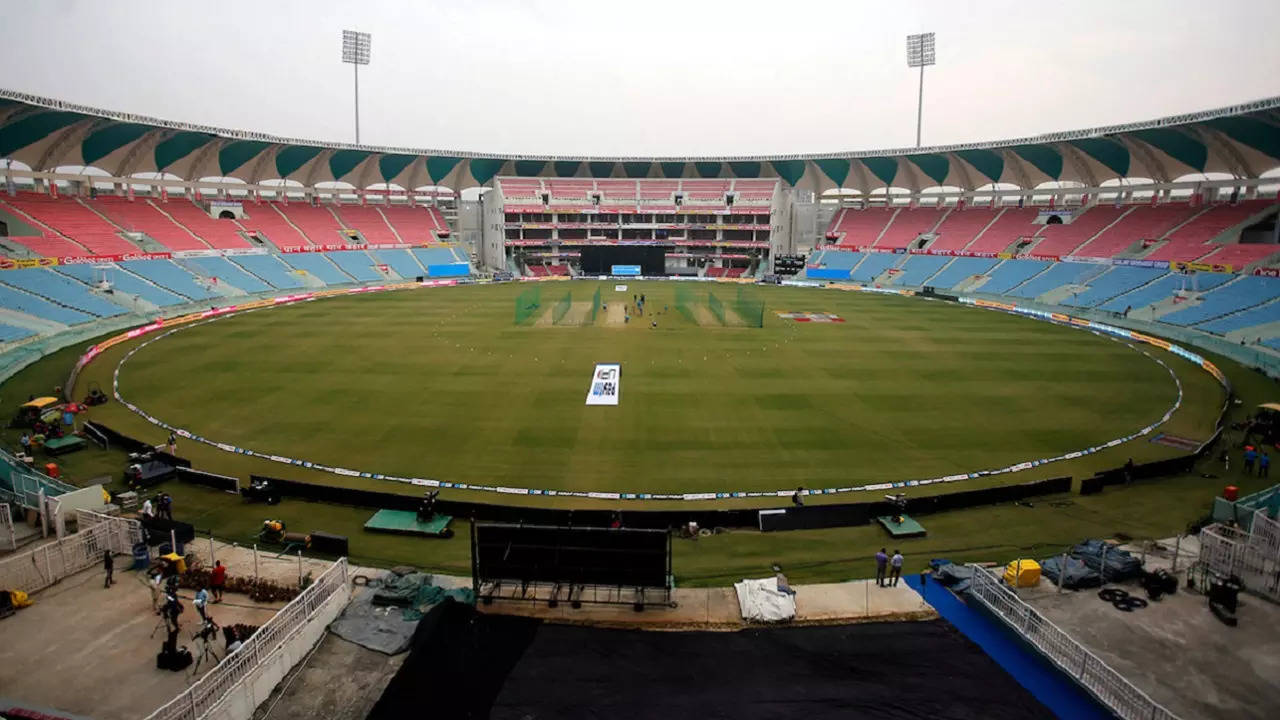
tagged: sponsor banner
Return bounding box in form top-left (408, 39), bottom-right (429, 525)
top-left (1171, 260), bottom-right (1234, 274)
top-left (585, 363), bottom-right (621, 406)
top-left (1063, 255), bottom-right (1112, 265)
top-left (776, 311), bottom-right (845, 323)
top-left (57, 252), bottom-right (172, 264)
top-left (611, 265), bottom-right (641, 276)
top-left (0, 257), bottom-right (59, 270)
top-left (1254, 267), bottom-right (1280, 277)
top-left (1111, 258), bottom-right (1166, 268)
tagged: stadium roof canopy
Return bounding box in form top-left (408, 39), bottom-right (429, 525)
top-left (1, 88), bottom-right (1278, 194)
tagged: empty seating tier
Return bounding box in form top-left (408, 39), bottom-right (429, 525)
top-left (91, 197), bottom-right (209, 252)
top-left (964, 208), bottom-right (1040, 255)
top-left (230, 255), bottom-right (305, 289)
top-left (239, 205), bottom-right (313, 248)
top-left (275, 205), bottom-right (348, 246)
top-left (977, 259), bottom-right (1051, 295)
top-left (927, 209), bottom-right (1000, 253)
top-left (1098, 272), bottom-right (1231, 313)
top-left (118, 260), bottom-right (219, 300)
top-left (162, 202), bottom-right (252, 249)
top-left (2, 194), bottom-right (139, 255)
top-left (281, 253), bottom-right (354, 285)
top-left (0, 283), bottom-right (92, 325)
top-left (1060, 267), bottom-right (1168, 308)
top-left (0, 268), bottom-right (127, 317)
top-left (379, 206), bottom-right (440, 245)
top-left (184, 257), bottom-right (272, 294)
top-left (1197, 301), bottom-right (1280, 335)
top-left (890, 255), bottom-right (950, 286)
top-left (0, 323), bottom-right (36, 342)
top-left (874, 208), bottom-right (944, 250)
top-left (850, 253), bottom-right (898, 283)
top-left (1160, 277), bottom-right (1280, 326)
top-left (1032, 206), bottom-right (1126, 258)
top-left (1073, 205), bottom-right (1195, 258)
top-left (830, 209), bottom-right (895, 248)
top-left (333, 206), bottom-right (399, 245)
top-left (325, 250), bottom-right (382, 282)
top-left (56, 264), bottom-right (186, 307)
top-left (371, 249), bottom-right (425, 279)
top-left (1145, 201), bottom-right (1279, 263)
top-left (1005, 262), bottom-right (1107, 299)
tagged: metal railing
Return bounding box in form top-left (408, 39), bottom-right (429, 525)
top-left (75, 508), bottom-right (145, 550)
top-left (1199, 510), bottom-right (1280, 602)
top-left (143, 557), bottom-right (350, 720)
top-left (967, 566), bottom-right (1179, 720)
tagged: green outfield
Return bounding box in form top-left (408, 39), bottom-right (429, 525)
top-left (2, 279), bottom-right (1260, 587)
top-left (88, 281), bottom-right (1206, 497)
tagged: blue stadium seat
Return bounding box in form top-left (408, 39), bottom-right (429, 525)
top-left (1005, 262), bottom-right (1106, 299)
top-left (850, 253), bottom-right (898, 282)
top-left (926, 257), bottom-right (1000, 289)
top-left (325, 251), bottom-right (382, 282)
top-left (1197, 300), bottom-right (1280, 335)
top-left (231, 254), bottom-right (305, 289)
top-left (281, 253), bottom-right (355, 285)
top-left (976, 260), bottom-right (1051, 295)
top-left (411, 247), bottom-right (463, 268)
top-left (1263, 338), bottom-right (1280, 352)
top-left (1061, 267), bottom-right (1167, 308)
top-left (372, 249), bottom-right (426, 279)
top-left (185, 257), bottom-right (273, 293)
top-left (118, 260), bottom-right (219, 301)
top-left (0, 284), bottom-right (92, 325)
top-left (57, 264), bottom-right (187, 307)
top-left (891, 255), bottom-right (950, 286)
top-left (1, 268), bottom-right (127, 317)
top-left (1161, 277), bottom-right (1280, 326)
top-left (0, 322), bottom-right (35, 342)
top-left (1098, 272), bottom-right (1231, 313)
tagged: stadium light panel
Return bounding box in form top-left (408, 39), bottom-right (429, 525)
top-left (905, 32), bottom-right (936, 68)
top-left (342, 30), bottom-right (371, 65)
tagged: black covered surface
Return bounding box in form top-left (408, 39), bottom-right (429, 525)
top-left (474, 524), bottom-right (668, 588)
top-left (369, 600), bottom-right (1055, 720)
top-left (580, 245), bottom-right (666, 275)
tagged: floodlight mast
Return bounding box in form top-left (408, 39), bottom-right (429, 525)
top-left (905, 33), bottom-right (936, 148)
top-left (342, 30), bottom-right (372, 144)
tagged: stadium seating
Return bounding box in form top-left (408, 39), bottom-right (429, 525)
top-left (1159, 277), bottom-right (1280, 326)
top-left (0, 233), bottom-right (93, 258)
top-left (725, 267), bottom-right (748, 278)
top-left (526, 265), bottom-right (549, 277)
top-left (874, 208), bottom-right (944, 250)
top-left (118, 260), bottom-right (219, 300)
top-left (276, 205), bottom-right (349, 246)
top-left (926, 208), bottom-right (1000, 253)
top-left (1060, 267), bottom-right (1168, 308)
top-left (0, 283), bottom-right (93, 325)
top-left (324, 250), bottom-right (382, 282)
top-left (1199, 243), bottom-right (1280, 269)
top-left (184, 257), bottom-right (273, 293)
top-left (850, 253), bottom-right (898, 283)
top-left (91, 197), bottom-right (209, 251)
top-left (1073, 205), bottom-right (1194, 258)
top-left (499, 179), bottom-right (543, 200)
top-left (1144, 201), bottom-right (1277, 263)
top-left (1098, 272), bottom-right (1231, 313)
top-left (829, 208), bottom-right (895, 247)
top-left (639, 181), bottom-right (679, 201)
top-left (230, 254), bottom-right (305, 289)
top-left (161, 202), bottom-right (252, 249)
top-left (1197, 301), bottom-right (1280, 335)
top-left (0, 323), bottom-right (35, 342)
top-left (332, 205), bottom-right (399, 245)
top-left (0, 268), bottom-right (126, 317)
top-left (810, 250), bottom-right (862, 271)
top-left (379, 205), bottom-right (441, 244)
top-left (425, 206), bottom-right (449, 237)
top-left (371, 249), bottom-right (425, 279)
top-left (412, 248), bottom-right (462, 267)
top-left (2, 193), bottom-right (140, 255)
top-left (976, 259), bottom-right (1051, 295)
top-left (281, 253), bottom-right (354, 285)
top-left (239, 204), bottom-right (314, 248)
top-left (1005, 262), bottom-right (1107, 299)
top-left (1032, 206), bottom-right (1127, 258)
top-left (964, 208), bottom-right (1040, 254)
top-left (889, 255), bottom-right (950, 286)
top-left (706, 267), bottom-right (727, 278)
top-left (56, 263), bottom-right (187, 306)
top-left (596, 180), bottom-right (637, 200)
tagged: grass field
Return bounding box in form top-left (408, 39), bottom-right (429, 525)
top-left (101, 281), bottom-right (1196, 497)
top-left (2, 279), bottom-right (1264, 587)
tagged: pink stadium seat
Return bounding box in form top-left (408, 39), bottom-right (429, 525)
top-left (380, 205), bottom-right (442, 244)
top-left (91, 196), bottom-right (210, 251)
top-left (1198, 243), bottom-right (1280, 268)
top-left (874, 207), bottom-right (944, 250)
top-left (239, 203), bottom-right (313, 248)
top-left (706, 267), bottom-right (727, 277)
top-left (0, 232), bottom-right (91, 257)
top-left (725, 267), bottom-right (747, 278)
top-left (1072, 205), bottom-right (1195, 258)
top-left (829, 208), bottom-right (895, 248)
top-left (161, 201), bottom-right (252, 249)
top-left (527, 265), bottom-right (550, 277)
top-left (1144, 200), bottom-right (1277, 263)
top-left (274, 204), bottom-right (349, 246)
top-left (1, 193), bottom-right (141, 255)
top-left (1031, 206), bottom-right (1126, 258)
top-left (927, 208), bottom-right (1000, 252)
top-left (963, 208), bottom-right (1040, 254)
top-left (331, 205), bottom-right (399, 245)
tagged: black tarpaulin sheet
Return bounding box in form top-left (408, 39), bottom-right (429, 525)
top-left (368, 599), bottom-right (1055, 720)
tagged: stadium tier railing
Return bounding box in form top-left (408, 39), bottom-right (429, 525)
top-left (1, 448), bottom-right (79, 509)
top-left (0, 511), bottom-right (140, 595)
top-left (966, 566), bottom-right (1180, 720)
top-left (143, 557), bottom-right (351, 720)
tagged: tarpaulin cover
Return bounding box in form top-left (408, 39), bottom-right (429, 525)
top-left (932, 563), bottom-right (976, 592)
top-left (330, 571), bottom-right (474, 654)
top-left (369, 600), bottom-right (1056, 719)
top-left (1070, 539), bottom-right (1144, 581)
top-left (1038, 555), bottom-right (1102, 589)
top-left (733, 577), bottom-right (796, 622)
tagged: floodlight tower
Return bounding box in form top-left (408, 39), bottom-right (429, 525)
top-left (342, 30), bottom-right (372, 144)
top-left (905, 32), bottom-right (936, 148)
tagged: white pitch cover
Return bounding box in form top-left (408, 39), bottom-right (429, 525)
top-left (585, 363), bottom-right (621, 406)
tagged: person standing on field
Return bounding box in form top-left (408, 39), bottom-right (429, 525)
top-left (875, 548), bottom-right (889, 587)
top-left (1261, 451), bottom-right (1271, 478)
top-left (889, 550), bottom-right (904, 587)
top-left (103, 550), bottom-right (114, 588)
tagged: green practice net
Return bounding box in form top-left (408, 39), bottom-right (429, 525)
top-left (552, 290), bottom-right (572, 325)
top-left (514, 285), bottom-right (542, 325)
top-left (590, 285), bottom-right (602, 323)
top-left (708, 290), bottom-right (726, 325)
top-left (675, 283), bottom-right (696, 324)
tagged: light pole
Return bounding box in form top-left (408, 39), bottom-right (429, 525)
top-left (342, 30), bottom-right (372, 144)
top-left (905, 32), bottom-right (936, 148)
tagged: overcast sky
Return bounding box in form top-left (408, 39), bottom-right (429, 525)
top-left (2, 0), bottom-right (1278, 157)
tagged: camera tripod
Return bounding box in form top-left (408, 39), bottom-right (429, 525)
top-left (189, 623), bottom-right (221, 676)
